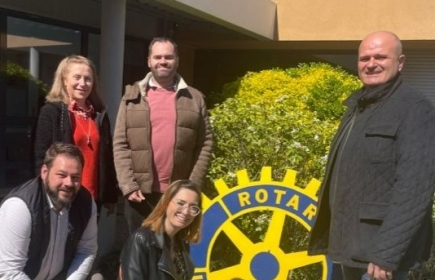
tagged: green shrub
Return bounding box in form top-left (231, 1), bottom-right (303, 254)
top-left (1, 61), bottom-right (48, 97)
top-left (206, 63), bottom-right (361, 193)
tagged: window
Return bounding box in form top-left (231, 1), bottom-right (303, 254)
top-left (1, 16), bottom-right (81, 189)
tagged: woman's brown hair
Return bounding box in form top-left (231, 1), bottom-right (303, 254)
top-left (142, 180), bottom-right (203, 243)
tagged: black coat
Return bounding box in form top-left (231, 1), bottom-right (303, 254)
top-left (34, 101), bottom-right (118, 204)
top-left (119, 226), bottom-right (195, 280)
top-left (308, 78), bottom-right (435, 271)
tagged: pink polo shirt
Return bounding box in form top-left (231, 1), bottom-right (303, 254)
top-left (147, 85), bottom-right (176, 192)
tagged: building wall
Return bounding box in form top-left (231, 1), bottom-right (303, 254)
top-left (0, 0), bottom-right (159, 38)
top-left (178, 45), bottom-right (195, 85)
top-left (275, 0), bottom-right (435, 40)
top-left (193, 49), bottom-right (326, 99)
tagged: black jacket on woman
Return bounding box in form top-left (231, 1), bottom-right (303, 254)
top-left (120, 226), bottom-right (195, 280)
top-left (34, 101), bottom-right (118, 205)
top-left (308, 75), bottom-right (435, 271)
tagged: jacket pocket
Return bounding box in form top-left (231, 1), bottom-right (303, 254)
top-left (352, 203), bottom-right (388, 262)
top-left (364, 123), bottom-right (398, 163)
top-left (359, 203), bottom-right (387, 221)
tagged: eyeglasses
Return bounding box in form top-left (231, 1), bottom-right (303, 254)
top-left (172, 200), bottom-right (201, 216)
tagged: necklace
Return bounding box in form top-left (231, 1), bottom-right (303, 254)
top-left (75, 114), bottom-right (92, 145)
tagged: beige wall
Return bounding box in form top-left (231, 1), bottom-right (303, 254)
top-left (275, 0), bottom-right (435, 40)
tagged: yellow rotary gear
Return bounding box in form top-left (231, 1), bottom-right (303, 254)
top-left (190, 166), bottom-right (331, 280)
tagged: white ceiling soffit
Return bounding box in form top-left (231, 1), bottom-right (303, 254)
top-left (140, 0), bottom-right (277, 40)
top-left (7, 34), bottom-right (71, 49)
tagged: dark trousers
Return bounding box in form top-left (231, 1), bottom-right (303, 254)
top-left (124, 192), bottom-right (163, 234)
top-left (341, 265), bottom-right (408, 280)
top-left (331, 263), bottom-right (344, 280)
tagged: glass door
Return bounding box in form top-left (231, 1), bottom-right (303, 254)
top-left (0, 15), bottom-right (81, 190)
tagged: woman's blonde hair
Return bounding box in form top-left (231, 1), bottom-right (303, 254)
top-left (45, 55), bottom-right (105, 110)
top-left (143, 180), bottom-right (203, 244)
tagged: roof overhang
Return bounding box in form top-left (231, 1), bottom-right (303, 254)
top-left (137, 0), bottom-right (277, 40)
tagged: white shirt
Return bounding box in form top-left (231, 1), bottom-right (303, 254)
top-left (0, 195), bottom-right (98, 280)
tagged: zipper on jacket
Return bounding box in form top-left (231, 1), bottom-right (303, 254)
top-left (169, 89), bottom-right (180, 183)
top-left (329, 109), bottom-right (357, 207)
top-left (159, 267), bottom-right (179, 280)
top-left (143, 94), bottom-right (155, 189)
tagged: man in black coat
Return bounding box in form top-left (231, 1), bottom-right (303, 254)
top-left (308, 31), bottom-right (435, 280)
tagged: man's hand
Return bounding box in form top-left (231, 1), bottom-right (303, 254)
top-left (126, 190), bottom-right (145, 203)
top-left (367, 262), bottom-right (393, 280)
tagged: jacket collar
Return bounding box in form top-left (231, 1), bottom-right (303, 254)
top-left (152, 231), bottom-right (195, 279)
top-left (138, 72), bottom-right (189, 97)
top-left (122, 73), bottom-right (190, 102)
top-left (344, 73), bottom-right (403, 111)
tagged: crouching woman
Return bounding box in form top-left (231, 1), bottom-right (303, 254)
top-left (119, 180), bottom-right (203, 280)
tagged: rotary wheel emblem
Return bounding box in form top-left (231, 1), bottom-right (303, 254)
top-left (191, 167), bottom-right (330, 280)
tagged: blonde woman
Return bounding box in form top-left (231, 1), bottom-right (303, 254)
top-left (34, 55), bottom-right (118, 214)
top-left (119, 180), bottom-right (203, 280)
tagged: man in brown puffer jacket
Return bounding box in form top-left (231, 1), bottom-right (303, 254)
top-left (113, 37), bottom-right (213, 234)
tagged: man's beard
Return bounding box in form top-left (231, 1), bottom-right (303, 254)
top-left (44, 178), bottom-right (77, 210)
top-left (151, 67), bottom-right (175, 80)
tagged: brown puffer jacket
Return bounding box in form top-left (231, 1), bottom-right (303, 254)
top-left (113, 73), bottom-right (213, 195)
